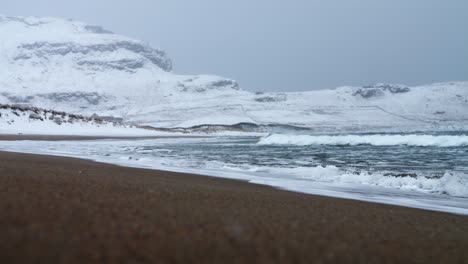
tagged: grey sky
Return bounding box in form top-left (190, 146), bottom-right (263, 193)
top-left (2, 0), bottom-right (467, 91)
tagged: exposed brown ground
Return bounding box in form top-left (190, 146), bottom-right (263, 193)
top-left (0, 151), bottom-right (467, 263)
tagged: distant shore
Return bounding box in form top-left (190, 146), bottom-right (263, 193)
top-left (0, 134), bottom-right (208, 141)
top-left (0, 151), bottom-right (467, 263)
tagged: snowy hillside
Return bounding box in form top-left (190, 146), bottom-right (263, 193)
top-left (1, 16), bottom-right (467, 132)
top-left (0, 104), bottom-right (176, 136)
top-left (0, 16), bottom-right (242, 122)
top-left (126, 82), bottom-right (468, 132)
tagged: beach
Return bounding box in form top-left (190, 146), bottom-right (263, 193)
top-left (0, 150), bottom-right (467, 263)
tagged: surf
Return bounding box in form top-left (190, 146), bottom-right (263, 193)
top-left (257, 134), bottom-right (468, 147)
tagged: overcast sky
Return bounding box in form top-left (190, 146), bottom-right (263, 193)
top-left (2, 0), bottom-right (467, 91)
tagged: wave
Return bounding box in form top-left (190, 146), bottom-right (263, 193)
top-left (239, 165), bottom-right (468, 197)
top-left (1, 139), bottom-right (467, 214)
top-left (257, 134), bottom-right (468, 147)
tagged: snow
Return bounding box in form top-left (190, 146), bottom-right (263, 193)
top-left (0, 107), bottom-right (177, 136)
top-left (0, 105), bottom-right (266, 137)
top-left (1, 15), bottom-right (467, 133)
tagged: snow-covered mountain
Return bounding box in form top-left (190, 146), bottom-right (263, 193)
top-left (0, 16), bottom-right (242, 122)
top-left (1, 16), bottom-right (467, 133)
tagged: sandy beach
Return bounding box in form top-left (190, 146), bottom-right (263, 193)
top-left (0, 150), bottom-right (467, 263)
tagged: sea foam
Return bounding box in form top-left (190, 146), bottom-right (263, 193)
top-left (234, 165), bottom-right (468, 197)
top-left (257, 134), bottom-right (468, 147)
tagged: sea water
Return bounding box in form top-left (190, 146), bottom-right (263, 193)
top-left (1, 132), bottom-right (468, 214)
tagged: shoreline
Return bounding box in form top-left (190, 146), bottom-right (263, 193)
top-left (0, 134), bottom-right (210, 141)
top-left (0, 151), bottom-right (467, 263)
top-left (1, 136), bottom-right (468, 216)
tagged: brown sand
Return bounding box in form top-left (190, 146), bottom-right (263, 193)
top-left (0, 151), bottom-right (467, 263)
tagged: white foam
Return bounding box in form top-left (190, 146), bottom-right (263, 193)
top-left (258, 134), bottom-right (468, 147)
top-left (220, 165), bottom-right (468, 197)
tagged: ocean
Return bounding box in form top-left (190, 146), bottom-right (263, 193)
top-left (1, 132), bottom-right (468, 214)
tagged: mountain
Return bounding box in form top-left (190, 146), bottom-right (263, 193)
top-left (0, 16), bottom-right (243, 122)
top-left (1, 16), bottom-right (467, 133)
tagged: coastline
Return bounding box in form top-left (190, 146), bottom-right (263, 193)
top-left (2, 136), bottom-right (468, 216)
top-left (0, 151), bottom-right (467, 263)
top-left (0, 134), bottom-right (209, 141)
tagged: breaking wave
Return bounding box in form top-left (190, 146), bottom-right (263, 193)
top-left (301, 167), bottom-right (468, 197)
top-left (235, 165), bottom-right (468, 197)
top-left (257, 134), bottom-right (468, 147)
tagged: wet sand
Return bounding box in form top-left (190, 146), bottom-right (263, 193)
top-left (0, 151), bottom-right (467, 263)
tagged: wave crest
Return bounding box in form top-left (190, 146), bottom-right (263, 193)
top-left (257, 134), bottom-right (468, 147)
top-left (244, 165), bottom-right (468, 197)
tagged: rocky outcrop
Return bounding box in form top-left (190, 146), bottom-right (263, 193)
top-left (15, 41), bottom-right (172, 72)
top-left (178, 77), bottom-right (240, 93)
top-left (1, 92), bottom-right (112, 106)
top-left (353, 84), bottom-right (410, 98)
top-left (0, 104), bottom-right (122, 126)
top-left (254, 93), bottom-right (287, 102)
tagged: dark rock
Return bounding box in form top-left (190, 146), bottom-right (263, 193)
top-left (179, 78), bottom-right (239, 92)
top-left (210, 80), bottom-right (240, 90)
top-left (384, 173), bottom-right (417, 178)
top-left (29, 113), bottom-right (43, 121)
top-left (37, 92), bottom-right (108, 105)
top-left (354, 84), bottom-right (410, 98)
top-left (353, 88), bottom-right (385, 98)
top-left (77, 59), bottom-right (145, 72)
top-left (91, 113), bottom-right (123, 123)
top-left (255, 94), bottom-right (287, 102)
top-left (53, 117), bottom-right (62, 125)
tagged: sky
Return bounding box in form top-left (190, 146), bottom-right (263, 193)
top-left (2, 0), bottom-right (467, 91)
